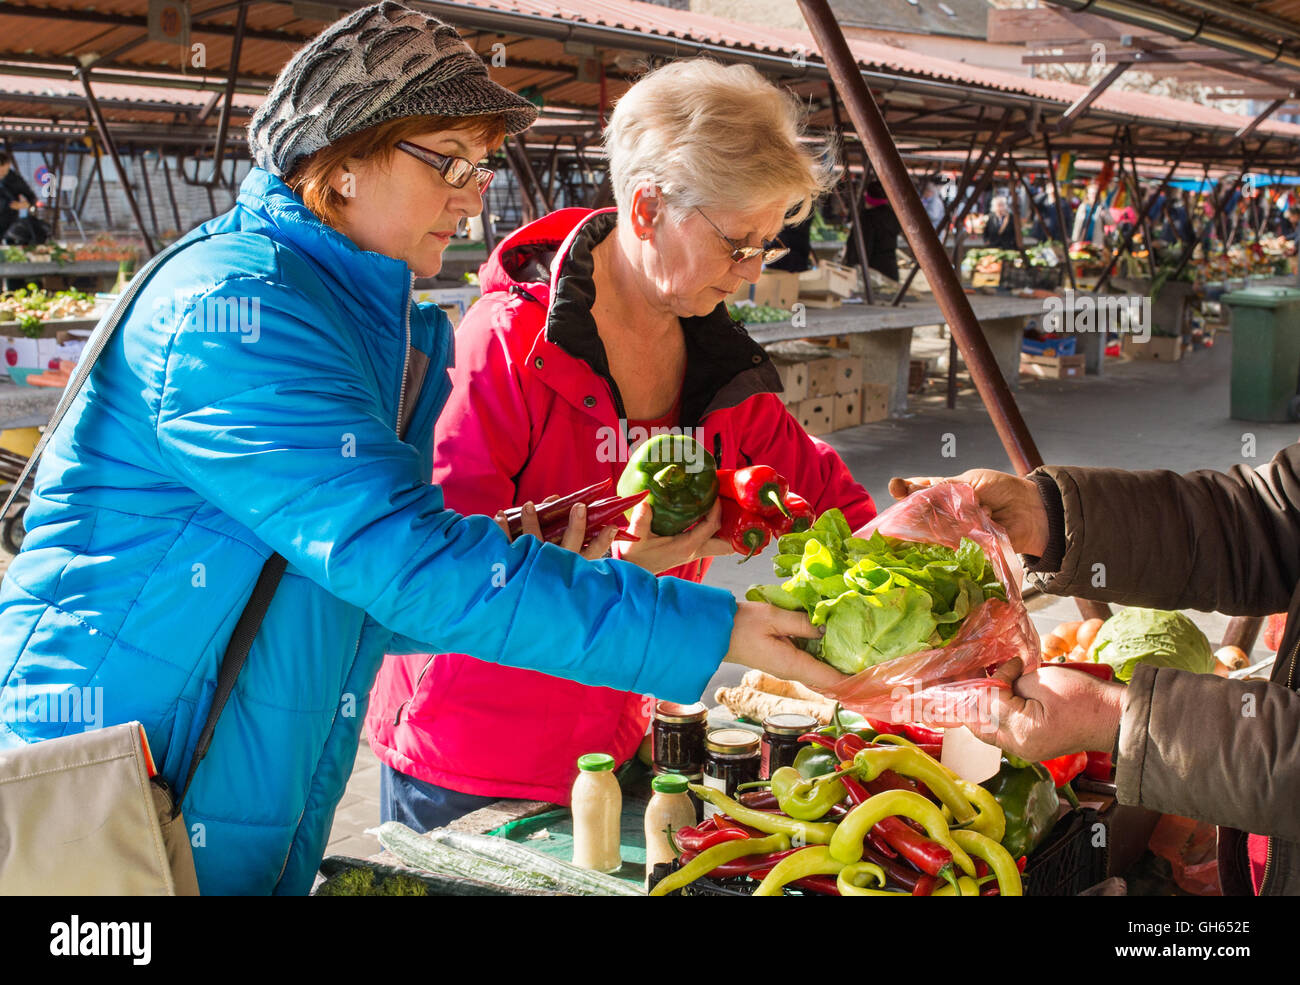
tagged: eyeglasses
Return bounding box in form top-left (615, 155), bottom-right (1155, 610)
top-left (396, 141), bottom-right (495, 193)
top-left (694, 206), bottom-right (789, 265)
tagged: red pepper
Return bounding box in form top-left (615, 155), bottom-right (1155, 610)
top-left (790, 875), bottom-right (841, 895)
top-left (737, 790), bottom-right (780, 811)
top-left (718, 496), bottom-right (773, 561)
top-left (1084, 750), bottom-right (1114, 781)
top-left (672, 823), bottom-right (748, 853)
top-left (862, 777), bottom-right (957, 880)
top-left (1040, 751), bottom-right (1088, 788)
top-left (500, 478), bottom-right (611, 536)
top-left (718, 466), bottom-right (791, 518)
top-left (834, 733), bottom-right (869, 761)
top-left (538, 490), bottom-right (648, 545)
top-left (771, 493), bottom-right (816, 536)
top-left (697, 847), bottom-right (802, 879)
top-left (714, 815), bottom-right (767, 838)
top-left (899, 723), bottom-right (944, 745)
top-left (797, 732), bottom-right (838, 750)
top-left (912, 874), bottom-right (941, 896)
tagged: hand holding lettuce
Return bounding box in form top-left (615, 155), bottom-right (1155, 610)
top-left (746, 482), bottom-right (1040, 722)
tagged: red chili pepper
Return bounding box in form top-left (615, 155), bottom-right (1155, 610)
top-left (771, 493), bottom-right (816, 536)
top-left (737, 790), bottom-right (780, 811)
top-left (797, 732), bottom-right (838, 750)
top-left (866, 769), bottom-right (919, 795)
top-left (1059, 661), bottom-right (1115, 682)
top-left (899, 722), bottom-right (945, 745)
top-left (1040, 751), bottom-right (1088, 788)
top-left (1084, 750), bottom-right (1114, 781)
top-left (672, 824), bottom-right (749, 853)
top-left (866, 717), bottom-right (904, 737)
top-left (718, 466), bottom-right (791, 518)
top-left (500, 478), bottom-right (611, 535)
top-left (718, 496), bottom-right (773, 561)
top-left (714, 815), bottom-right (767, 838)
top-left (538, 490), bottom-right (648, 544)
top-left (835, 733), bottom-right (869, 761)
top-left (703, 848), bottom-right (802, 879)
top-left (790, 875), bottom-right (841, 895)
top-left (861, 777), bottom-right (956, 879)
top-left (1017, 856), bottom-right (1027, 873)
top-left (912, 874), bottom-right (941, 896)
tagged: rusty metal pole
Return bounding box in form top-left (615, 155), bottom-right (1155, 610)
top-left (797, 0), bottom-right (1111, 622)
top-left (826, 87), bottom-right (875, 305)
top-left (1040, 130), bottom-right (1078, 292)
top-left (78, 68), bottom-right (156, 255)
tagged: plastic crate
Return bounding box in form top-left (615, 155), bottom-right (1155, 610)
top-left (1021, 335), bottom-right (1077, 357)
top-left (1022, 808), bottom-right (1106, 896)
top-left (648, 861), bottom-right (832, 896)
top-left (1000, 263), bottom-right (1065, 291)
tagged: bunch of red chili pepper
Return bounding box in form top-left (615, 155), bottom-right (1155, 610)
top-left (651, 724), bottom-right (1028, 897)
top-left (715, 466), bottom-right (815, 562)
top-left (500, 478), bottom-right (646, 549)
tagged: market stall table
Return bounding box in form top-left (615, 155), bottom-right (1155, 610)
top-left (0, 261), bottom-right (123, 291)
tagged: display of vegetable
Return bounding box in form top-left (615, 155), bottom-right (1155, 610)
top-left (1086, 607), bottom-right (1215, 682)
top-left (651, 729), bottom-right (1042, 896)
top-left (727, 303), bottom-right (791, 324)
top-left (0, 284), bottom-right (98, 337)
top-left (745, 509), bottom-right (1006, 675)
top-left (616, 434), bottom-right (718, 536)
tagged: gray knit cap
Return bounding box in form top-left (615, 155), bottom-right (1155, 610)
top-left (247, 1), bottom-right (538, 178)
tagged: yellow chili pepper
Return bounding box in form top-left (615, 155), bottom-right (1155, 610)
top-left (848, 746), bottom-right (978, 825)
top-left (955, 780), bottom-right (1007, 844)
top-left (951, 828), bottom-right (1023, 897)
top-left (687, 784), bottom-right (838, 845)
top-left (827, 789), bottom-right (976, 876)
top-left (752, 846), bottom-right (846, 897)
top-left (649, 832), bottom-right (791, 897)
top-left (837, 862), bottom-right (910, 897)
top-left (931, 875), bottom-right (981, 896)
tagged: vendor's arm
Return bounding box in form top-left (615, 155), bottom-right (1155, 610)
top-left (965, 658), bottom-right (1300, 843)
top-left (155, 275), bottom-right (735, 703)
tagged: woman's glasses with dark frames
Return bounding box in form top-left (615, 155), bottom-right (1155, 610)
top-left (396, 141), bottom-right (495, 193)
top-left (694, 206), bottom-right (789, 265)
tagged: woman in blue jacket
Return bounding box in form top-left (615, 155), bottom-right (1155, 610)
top-left (0, 2), bottom-right (839, 895)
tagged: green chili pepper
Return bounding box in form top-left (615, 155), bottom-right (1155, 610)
top-left (951, 829), bottom-right (1023, 897)
top-left (616, 434), bottom-right (718, 536)
top-left (837, 862), bottom-right (909, 897)
top-left (649, 832), bottom-right (790, 897)
top-left (981, 759), bottom-right (1059, 860)
top-left (846, 746), bottom-right (978, 825)
top-left (793, 743), bottom-right (839, 779)
top-left (687, 784), bottom-right (838, 845)
top-left (769, 766), bottom-right (846, 821)
top-left (752, 846), bottom-right (846, 896)
top-left (828, 789), bottom-right (977, 877)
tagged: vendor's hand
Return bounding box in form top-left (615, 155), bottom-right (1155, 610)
top-left (959, 658), bottom-right (1126, 761)
top-left (493, 500), bottom-right (619, 561)
top-left (616, 498), bottom-right (731, 574)
top-left (888, 468), bottom-right (1049, 556)
top-left (723, 602), bottom-right (847, 690)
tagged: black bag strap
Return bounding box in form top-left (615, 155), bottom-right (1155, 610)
top-left (0, 233), bottom-right (288, 816)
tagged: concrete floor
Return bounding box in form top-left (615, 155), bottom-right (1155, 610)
top-left (327, 328), bottom-right (1298, 858)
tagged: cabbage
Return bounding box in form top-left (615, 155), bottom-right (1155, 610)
top-left (1087, 607), bottom-right (1214, 682)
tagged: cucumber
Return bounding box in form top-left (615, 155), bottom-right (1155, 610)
top-left (426, 829), bottom-right (644, 897)
top-left (377, 821), bottom-right (576, 895)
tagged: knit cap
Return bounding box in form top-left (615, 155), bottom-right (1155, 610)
top-left (248, 1), bottom-right (538, 177)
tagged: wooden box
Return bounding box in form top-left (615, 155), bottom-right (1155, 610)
top-left (806, 351), bottom-right (863, 399)
top-left (787, 396), bottom-right (835, 437)
top-left (832, 391), bottom-right (861, 432)
top-left (799, 260), bottom-right (858, 299)
top-left (860, 383), bottom-right (890, 423)
top-left (752, 270), bottom-right (802, 310)
top-left (1020, 353), bottom-right (1086, 379)
top-left (770, 356), bottom-right (808, 403)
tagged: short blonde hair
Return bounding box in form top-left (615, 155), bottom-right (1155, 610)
top-left (603, 59), bottom-right (835, 225)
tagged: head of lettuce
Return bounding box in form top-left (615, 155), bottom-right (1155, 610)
top-left (1087, 607), bottom-right (1215, 682)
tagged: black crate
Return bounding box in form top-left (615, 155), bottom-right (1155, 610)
top-left (999, 262), bottom-right (1065, 291)
top-left (1022, 808), bottom-right (1106, 896)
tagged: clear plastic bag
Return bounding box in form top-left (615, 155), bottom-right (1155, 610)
top-left (818, 481), bottom-right (1040, 724)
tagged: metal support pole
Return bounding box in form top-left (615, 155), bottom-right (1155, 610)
top-left (795, 0), bottom-right (1110, 623)
top-left (827, 86), bottom-right (875, 306)
top-left (1041, 129), bottom-right (1078, 292)
top-left (210, 0), bottom-right (247, 185)
top-left (1056, 62), bottom-right (1128, 134)
top-left (139, 149), bottom-right (160, 240)
top-left (50, 138), bottom-right (66, 239)
top-left (78, 68), bottom-right (155, 254)
top-left (160, 148), bottom-right (182, 232)
top-left (1221, 616), bottom-right (1264, 655)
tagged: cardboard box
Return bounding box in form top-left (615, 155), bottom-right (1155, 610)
top-left (860, 383), bottom-right (890, 423)
top-left (832, 391), bottom-right (861, 431)
top-left (788, 396), bottom-right (835, 437)
top-left (770, 355), bottom-right (808, 403)
top-left (798, 294), bottom-right (840, 310)
top-left (1122, 333), bottom-right (1182, 362)
top-left (752, 270), bottom-right (801, 310)
top-left (799, 260), bottom-right (857, 300)
top-left (806, 351), bottom-right (864, 398)
top-left (1020, 353), bottom-right (1086, 379)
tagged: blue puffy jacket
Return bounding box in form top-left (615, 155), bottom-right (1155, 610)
top-left (0, 168), bottom-right (736, 895)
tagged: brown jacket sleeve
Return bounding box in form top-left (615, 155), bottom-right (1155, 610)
top-left (1120, 663), bottom-right (1300, 840)
top-left (1029, 444), bottom-right (1300, 616)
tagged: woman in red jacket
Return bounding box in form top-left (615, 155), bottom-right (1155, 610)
top-left (366, 59), bottom-right (878, 828)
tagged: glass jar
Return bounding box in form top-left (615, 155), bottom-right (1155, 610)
top-left (571, 753), bottom-right (622, 874)
top-left (656, 767), bottom-right (706, 822)
top-left (762, 712), bottom-right (819, 778)
top-left (651, 700), bottom-right (708, 775)
top-left (701, 728), bottom-right (761, 817)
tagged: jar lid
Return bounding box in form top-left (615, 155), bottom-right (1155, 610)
top-left (653, 766), bottom-right (702, 781)
top-left (651, 773), bottom-right (690, 795)
top-left (763, 712), bottom-right (820, 736)
top-left (706, 728), bottom-right (761, 755)
top-left (654, 700), bottom-right (708, 724)
top-left (577, 753), bottom-right (616, 772)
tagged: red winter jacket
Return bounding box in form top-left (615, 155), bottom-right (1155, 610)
top-left (366, 208), bottom-right (875, 803)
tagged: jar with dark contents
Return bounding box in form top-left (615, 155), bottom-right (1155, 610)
top-left (651, 701), bottom-right (708, 776)
top-left (701, 728), bottom-right (761, 817)
top-left (762, 713), bottom-right (819, 778)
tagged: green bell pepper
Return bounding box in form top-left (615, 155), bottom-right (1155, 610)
top-left (793, 743), bottom-right (839, 779)
top-left (616, 434), bottom-right (718, 536)
top-left (980, 759), bottom-right (1060, 860)
top-left (770, 766), bottom-right (846, 821)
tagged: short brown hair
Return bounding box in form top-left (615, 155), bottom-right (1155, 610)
top-left (286, 113), bottom-right (507, 227)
